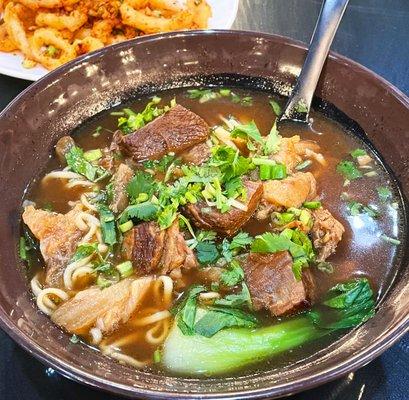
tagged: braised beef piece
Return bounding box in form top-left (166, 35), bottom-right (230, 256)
top-left (243, 251), bottom-right (315, 316)
top-left (311, 208), bottom-right (345, 261)
top-left (262, 172), bottom-right (317, 210)
top-left (122, 219), bottom-right (197, 275)
top-left (22, 205), bottom-right (84, 288)
top-left (110, 163), bottom-right (134, 214)
top-left (55, 136), bottom-right (75, 164)
top-left (122, 222), bottom-right (166, 274)
top-left (180, 142), bottom-right (211, 165)
top-left (115, 104), bottom-right (210, 162)
top-left (184, 180), bottom-right (263, 237)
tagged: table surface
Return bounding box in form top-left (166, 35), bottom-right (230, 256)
top-left (1, 1), bottom-right (408, 399)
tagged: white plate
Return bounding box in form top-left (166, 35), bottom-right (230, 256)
top-left (0, 0), bottom-right (239, 81)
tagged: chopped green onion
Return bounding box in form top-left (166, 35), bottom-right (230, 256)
top-left (299, 210), bottom-right (312, 227)
top-left (185, 191), bottom-right (197, 204)
top-left (295, 160), bottom-right (312, 171)
top-left (350, 148), bottom-right (367, 158)
top-left (153, 349), bottom-right (162, 363)
top-left (97, 274), bottom-right (115, 289)
top-left (303, 201), bottom-right (321, 209)
top-left (251, 157), bottom-right (277, 166)
top-left (259, 164), bottom-right (271, 180)
top-left (119, 220), bottom-right (134, 233)
top-left (116, 261), bottom-right (134, 278)
top-left (377, 186), bottom-right (392, 202)
top-left (219, 88), bottom-right (231, 97)
top-left (380, 234), bottom-right (401, 245)
top-left (110, 111), bottom-right (125, 116)
top-left (92, 126), bottom-right (103, 137)
top-left (270, 164), bottom-right (287, 180)
top-left (70, 334), bottom-right (80, 344)
top-left (19, 236), bottom-right (27, 260)
top-left (136, 193), bottom-right (149, 203)
top-left (83, 149), bottom-right (103, 162)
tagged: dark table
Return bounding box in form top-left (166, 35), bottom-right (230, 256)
top-left (1, 1), bottom-right (408, 399)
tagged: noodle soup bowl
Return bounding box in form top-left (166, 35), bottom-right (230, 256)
top-left (0, 30), bottom-right (408, 399)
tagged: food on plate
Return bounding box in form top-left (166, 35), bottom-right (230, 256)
top-left (20, 87), bottom-right (402, 376)
top-left (0, 0), bottom-right (211, 69)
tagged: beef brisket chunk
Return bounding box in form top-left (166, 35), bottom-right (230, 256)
top-left (116, 104), bottom-right (210, 162)
top-left (243, 251), bottom-right (315, 316)
top-left (311, 208), bottom-right (345, 262)
top-left (122, 219), bottom-right (197, 275)
top-left (184, 180), bottom-right (263, 237)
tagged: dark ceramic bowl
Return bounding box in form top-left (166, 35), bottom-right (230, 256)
top-left (0, 30), bottom-right (408, 399)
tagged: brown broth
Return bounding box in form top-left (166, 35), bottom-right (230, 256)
top-left (23, 87), bottom-right (405, 375)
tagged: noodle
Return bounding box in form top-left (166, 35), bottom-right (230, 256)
top-left (101, 345), bottom-right (150, 368)
top-left (36, 287), bottom-right (69, 315)
top-left (63, 253), bottom-right (94, 289)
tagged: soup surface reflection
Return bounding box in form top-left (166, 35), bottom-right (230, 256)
top-left (21, 87), bottom-right (404, 376)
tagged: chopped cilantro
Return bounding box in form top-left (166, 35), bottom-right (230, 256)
top-left (98, 205), bottom-right (117, 245)
top-left (377, 186), bottom-right (392, 202)
top-left (126, 171), bottom-right (157, 201)
top-left (196, 241), bottom-right (220, 265)
top-left (120, 202), bottom-right (160, 224)
top-left (350, 148), bottom-right (367, 158)
top-left (347, 201), bottom-right (379, 219)
top-left (263, 121), bottom-right (281, 155)
top-left (220, 260), bottom-right (245, 287)
top-left (230, 121), bottom-right (263, 143)
top-left (336, 160), bottom-right (363, 181)
top-left (65, 145), bottom-right (109, 182)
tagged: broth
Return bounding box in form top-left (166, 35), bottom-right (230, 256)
top-left (21, 87), bottom-right (404, 376)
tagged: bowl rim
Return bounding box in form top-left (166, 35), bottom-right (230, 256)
top-left (0, 29), bottom-right (408, 399)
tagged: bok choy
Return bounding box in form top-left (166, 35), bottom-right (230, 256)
top-left (162, 278), bottom-right (375, 375)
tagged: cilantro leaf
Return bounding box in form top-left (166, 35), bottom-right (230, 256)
top-left (126, 171), bottom-right (157, 200)
top-left (336, 160), bottom-right (363, 181)
top-left (214, 283), bottom-right (252, 309)
top-left (347, 201), bottom-right (379, 219)
top-left (230, 231), bottom-right (253, 250)
top-left (263, 121), bottom-right (281, 155)
top-left (196, 241), bottom-right (220, 265)
top-left (220, 260), bottom-right (244, 287)
top-left (120, 202), bottom-right (159, 224)
top-left (98, 204), bottom-right (117, 245)
top-left (231, 121), bottom-right (263, 143)
top-left (251, 232), bottom-right (292, 253)
top-left (65, 146), bottom-right (108, 182)
top-left (70, 243), bottom-right (98, 263)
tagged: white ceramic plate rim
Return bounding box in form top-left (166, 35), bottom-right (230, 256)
top-left (0, 0), bottom-right (239, 81)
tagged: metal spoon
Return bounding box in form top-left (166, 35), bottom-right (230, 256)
top-left (280, 0), bottom-right (350, 123)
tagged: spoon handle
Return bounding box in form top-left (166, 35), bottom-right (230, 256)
top-left (281, 0), bottom-right (349, 122)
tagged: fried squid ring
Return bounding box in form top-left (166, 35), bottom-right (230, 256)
top-left (30, 28), bottom-right (76, 70)
top-left (3, 2), bottom-right (33, 58)
top-left (120, 0), bottom-right (194, 34)
top-left (74, 36), bottom-right (104, 55)
top-left (35, 9), bottom-right (87, 32)
top-left (0, 22), bottom-right (18, 52)
top-left (14, 0), bottom-right (79, 10)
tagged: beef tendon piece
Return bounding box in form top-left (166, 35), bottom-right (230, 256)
top-left (243, 251), bottom-right (315, 317)
top-left (262, 172), bottom-right (317, 210)
top-left (116, 104), bottom-right (210, 162)
top-left (52, 277), bottom-right (152, 336)
top-left (184, 180), bottom-right (263, 237)
top-left (110, 163), bottom-right (134, 213)
top-left (22, 205), bottom-right (83, 288)
top-left (122, 219), bottom-right (198, 275)
top-left (311, 208), bottom-right (345, 261)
